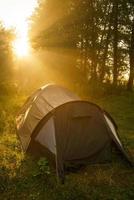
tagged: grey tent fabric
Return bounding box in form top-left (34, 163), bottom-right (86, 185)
top-left (16, 84), bottom-right (133, 182)
top-left (35, 117), bottom-right (56, 154)
top-left (104, 114), bottom-right (122, 147)
top-left (16, 84), bottom-right (80, 151)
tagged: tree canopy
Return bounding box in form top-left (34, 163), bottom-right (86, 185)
top-left (29, 0), bottom-right (134, 90)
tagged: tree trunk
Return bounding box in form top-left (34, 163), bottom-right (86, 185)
top-left (100, 27), bottom-right (111, 82)
top-left (100, 5), bottom-right (113, 82)
top-left (127, 18), bottom-right (134, 91)
top-left (90, 0), bottom-right (97, 81)
top-left (113, 0), bottom-right (118, 86)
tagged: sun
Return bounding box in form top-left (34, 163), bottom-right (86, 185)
top-left (0, 0), bottom-right (37, 57)
top-left (13, 37), bottom-right (30, 57)
top-left (12, 21), bottom-right (31, 58)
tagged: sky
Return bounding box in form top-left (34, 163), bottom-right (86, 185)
top-left (0, 0), bottom-right (37, 35)
top-left (0, 0), bottom-right (38, 56)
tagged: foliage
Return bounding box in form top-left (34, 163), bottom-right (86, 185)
top-left (29, 0), bottom-right (134, 90)
top-left (32, 157), bottom-right (50, 177)
top-left (0, 22), bottom-right (15, 94)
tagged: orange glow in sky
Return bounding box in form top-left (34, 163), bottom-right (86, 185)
top-left (0, 0), bottom-right (37, 57)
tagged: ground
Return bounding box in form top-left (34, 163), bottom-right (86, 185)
top-left (0, 91), bottom-right (134, 200)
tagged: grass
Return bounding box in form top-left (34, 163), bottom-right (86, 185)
top-left (0, 91), bottom-right (134, 200)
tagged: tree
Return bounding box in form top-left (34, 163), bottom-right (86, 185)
top-left (112, 0), bottom-right (119, 85)
top-left (0, 22), bottom-right (14, 89)
top-left (29, 0), bottom-right (134, 91)
top-left (125, 0), bottom-right (134, 91)
top-left (127, 18), bottom-right (134, 91)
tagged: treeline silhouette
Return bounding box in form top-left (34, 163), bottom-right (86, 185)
top-left (29, 0), bottom-right (134, 91)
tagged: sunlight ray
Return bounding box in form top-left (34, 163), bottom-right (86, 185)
top-left (0, 0), bottom-right (37, 57)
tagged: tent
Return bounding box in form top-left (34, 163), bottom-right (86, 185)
top-left (16, 84), bottom-right (133, 182)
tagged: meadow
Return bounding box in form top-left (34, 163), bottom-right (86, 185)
top-left (0, 90), bottom-right (134, 200)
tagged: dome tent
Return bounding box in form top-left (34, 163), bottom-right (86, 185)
top-left (16, 84), bottom-right (133, 182)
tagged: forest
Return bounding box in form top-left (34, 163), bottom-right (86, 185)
top-left (0, 0), bottom-right (134, 199)
top-left (1, 0), bottom-right (134, 94)
top-left (29, 0), bottom-right (134, 91)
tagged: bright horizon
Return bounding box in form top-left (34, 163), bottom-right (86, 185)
top-left (0, 0), bottom-right (38, 57)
